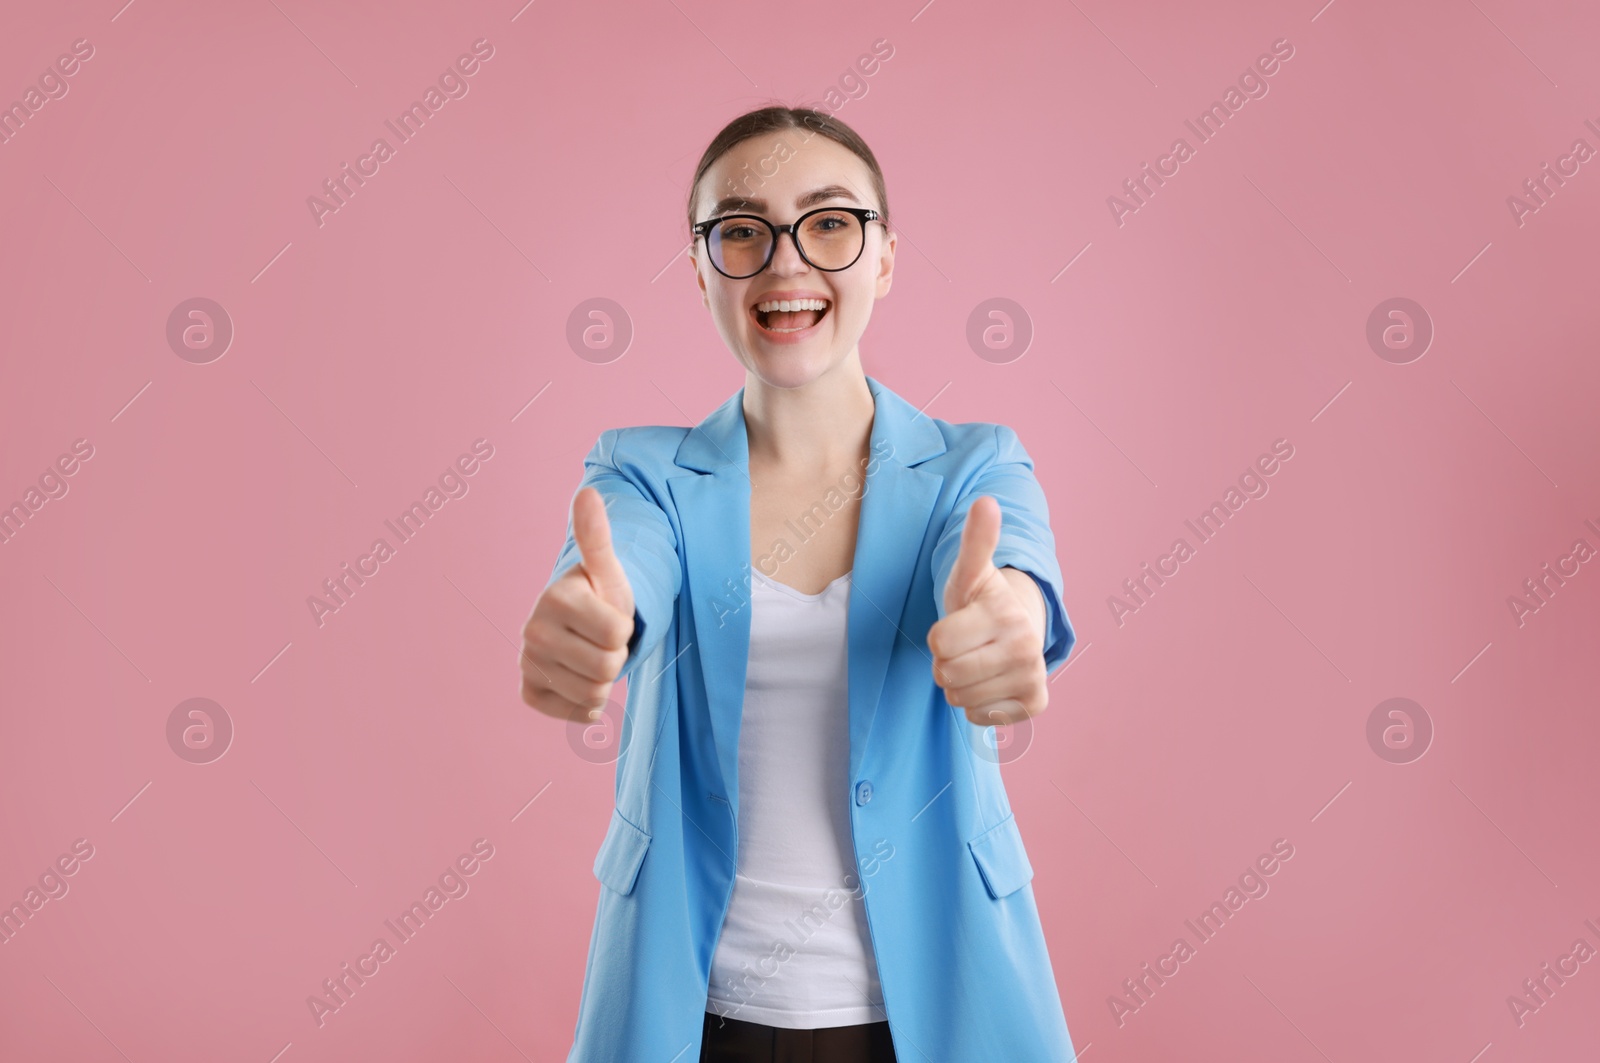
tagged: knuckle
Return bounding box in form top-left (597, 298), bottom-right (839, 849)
top-left (521, 683), bottom-right (556, 718)
top-left (540, 581), bottom-right (569, 610)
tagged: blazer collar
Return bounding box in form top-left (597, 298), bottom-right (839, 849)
top-left (665, 375), bottom-right (949, 811)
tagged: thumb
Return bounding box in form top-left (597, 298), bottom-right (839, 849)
top-left (944, 495), bottom-right (1001, 615)
top-left (572, 486), bottom-right (634, 618)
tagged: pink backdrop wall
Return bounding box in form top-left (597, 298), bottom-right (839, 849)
top-left (2, 0), bottom-right (1597, 1059)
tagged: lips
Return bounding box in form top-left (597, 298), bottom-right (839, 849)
top-left (749, 292), bottom-right (832, 336)
top-left (752, 304), bottom-right (829, 333)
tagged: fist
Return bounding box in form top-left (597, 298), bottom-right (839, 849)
top-left (927, 495), bottom-right (1049, 728)
top-left (520, 486), bottom-right (637, 722)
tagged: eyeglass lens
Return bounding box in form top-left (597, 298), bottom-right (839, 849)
top-left (706, 211), bottom-right (865, 278)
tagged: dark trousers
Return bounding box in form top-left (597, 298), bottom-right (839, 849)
top-left (699, 1012), bottom-right (899, 1063)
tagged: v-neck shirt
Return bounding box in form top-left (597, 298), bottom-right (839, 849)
top-left (705, 567), bottom-right (884, 1029)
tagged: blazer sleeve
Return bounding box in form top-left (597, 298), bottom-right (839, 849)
top-left (931, 422), bottom-right (1077, 675)
top-left (544, 428), bottom-right (681, 682)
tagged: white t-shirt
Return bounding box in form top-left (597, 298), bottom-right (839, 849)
top-left (705, 567), bottom-right (884, 1029)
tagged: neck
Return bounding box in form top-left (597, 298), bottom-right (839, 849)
top-left (742, 358), bottom-right (874, 471)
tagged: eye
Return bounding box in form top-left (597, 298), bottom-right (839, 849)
top-left (718, 220), bottom-right (764, 241)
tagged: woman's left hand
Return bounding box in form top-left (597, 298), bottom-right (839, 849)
top-left (928, 495), bottom-right (1049, 728)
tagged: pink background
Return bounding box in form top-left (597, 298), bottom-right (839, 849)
top-left (2, 0), bottom-right (1598, 1059)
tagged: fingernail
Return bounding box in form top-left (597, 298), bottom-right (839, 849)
top-left (587, 707), bottom-right (604, 721)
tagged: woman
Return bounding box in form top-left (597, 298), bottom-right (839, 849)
top-left (521, 106), bottom-right (1080, 1063)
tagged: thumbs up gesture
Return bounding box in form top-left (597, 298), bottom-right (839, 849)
top-left (928, 495), bottom-right (1049, 728)
top-left (520, 486), bottom-right (637, 722)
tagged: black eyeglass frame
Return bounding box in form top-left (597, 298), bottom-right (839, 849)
top-left (691, 206), bottom-right (885, 279)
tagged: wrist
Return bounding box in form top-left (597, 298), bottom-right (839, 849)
top-left (999, 566), bottom-right (1047, 649)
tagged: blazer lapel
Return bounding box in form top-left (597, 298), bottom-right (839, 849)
top-left (668, 401), bottom-right (752, 806)
top-left (668, 375), bottom-right (948, 812)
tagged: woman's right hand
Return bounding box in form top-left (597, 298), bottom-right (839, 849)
top-left (520, 486), bottom-right (637, 722)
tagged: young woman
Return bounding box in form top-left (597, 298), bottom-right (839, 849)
top-left (522, 106), bottom-right (1080, 1063)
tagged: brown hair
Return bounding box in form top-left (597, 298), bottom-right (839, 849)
top-left (685, 105), bottom-right (891, 237)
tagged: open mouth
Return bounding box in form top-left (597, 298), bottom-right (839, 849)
top-left (751, 298), bottom-right (831, 335)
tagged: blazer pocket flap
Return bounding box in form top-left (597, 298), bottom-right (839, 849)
top-left (593, 808), bottom-right (651, 896)
top-left (967, 814), bottom-right (1034, 899)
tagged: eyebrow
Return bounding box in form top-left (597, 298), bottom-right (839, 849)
top-left (707, 184), bottom-right (862, 218)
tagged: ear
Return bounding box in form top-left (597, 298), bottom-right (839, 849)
top-left (687, 248), bottom-right (708, 304)
top-left (874, 226), bottom-right (896, 300)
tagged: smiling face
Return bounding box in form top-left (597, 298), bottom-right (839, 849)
top-left (689, 132), bottom-right (896, 389)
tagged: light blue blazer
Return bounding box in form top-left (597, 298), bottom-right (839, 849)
top-left (545, 374), bottom-right (1080, 1062)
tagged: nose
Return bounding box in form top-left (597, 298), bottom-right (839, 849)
top-left (766, 230), bottom-right (809, 275)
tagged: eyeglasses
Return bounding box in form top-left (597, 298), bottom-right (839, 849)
top-left (691, 206), bottom-right (884, 280)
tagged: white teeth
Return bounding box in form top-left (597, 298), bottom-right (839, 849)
top-left (754, 298), bottom-right (830, 313)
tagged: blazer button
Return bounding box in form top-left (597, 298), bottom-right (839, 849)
top-left (855, 780), bottom-right (873, 806)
